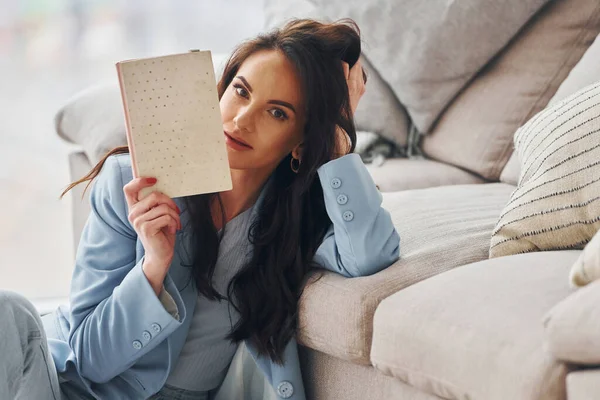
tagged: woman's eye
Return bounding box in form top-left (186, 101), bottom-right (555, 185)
top-left (270, 108), bottom-right (288, 120)
top-left (234, 85), bottom-right (248, 98)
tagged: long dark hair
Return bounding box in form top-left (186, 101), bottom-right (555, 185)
top-left (60, 18), bottom-right (365, 364)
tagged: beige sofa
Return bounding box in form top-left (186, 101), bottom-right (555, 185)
top-left (54, 1), bottom-right (600, 399)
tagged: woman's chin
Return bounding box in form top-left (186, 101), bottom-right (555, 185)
top-left (227, 151), bottom-right (275, 172)
top-left (227, 157), bottom-right (249, 171)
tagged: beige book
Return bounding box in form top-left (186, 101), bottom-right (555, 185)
top-left (116, 50), bottom-right (232, 200)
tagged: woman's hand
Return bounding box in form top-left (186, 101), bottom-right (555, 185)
top-left (123, 177), bottom-right (181, 294)
top-left (342, 59), bottom-right (367, 116)
top-left (334, 59), bottom-right (367, 158)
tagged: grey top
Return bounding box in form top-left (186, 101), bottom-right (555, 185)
top-left (160, 203), bottom-right (256, 393)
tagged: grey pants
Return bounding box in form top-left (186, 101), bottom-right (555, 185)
top-left (0, 290), bottom-right (278, 400)
top-left (0, 290), bottom-right (67, 400)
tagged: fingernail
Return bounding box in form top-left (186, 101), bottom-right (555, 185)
top-left (146, 177), bottom-right (157, 184)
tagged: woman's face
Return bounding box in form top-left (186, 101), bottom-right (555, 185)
top-left (220, 50), bottom-right (306, 172)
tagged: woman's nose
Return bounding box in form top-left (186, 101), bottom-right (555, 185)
top-left (233, 107), bottom-right (254, 132)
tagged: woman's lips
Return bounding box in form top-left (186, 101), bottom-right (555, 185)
top-left (224, 131), bottom-right (253, 150)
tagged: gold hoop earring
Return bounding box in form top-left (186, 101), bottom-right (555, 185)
top-left (290, 157), bottom-right (301, 173)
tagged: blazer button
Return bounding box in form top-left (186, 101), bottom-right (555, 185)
top-left (336, 194), bottom-right (348, 205)
top-left (151, 323), bottom-right (162, 333)
top-left (276, 381), bottom-right (294, 398)
top-left (142, 330), bottom-right (152, 341)
top-left (330, 177), bottom-right (342, 189)
top-left (132, 340), bottom-right (143, 350)
top-left (342, 211), bottom-right (354, 222)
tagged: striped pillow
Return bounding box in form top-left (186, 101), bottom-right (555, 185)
top-left (490, 81), bottom-right (600, 258)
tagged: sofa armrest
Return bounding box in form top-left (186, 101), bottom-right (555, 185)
top-left (68, 151), bottom-right (93, 257)
top-left (567, 369), bottom-right (600, 400)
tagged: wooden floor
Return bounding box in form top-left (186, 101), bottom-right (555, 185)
top-left (0, 0), bottom-right (263, 305)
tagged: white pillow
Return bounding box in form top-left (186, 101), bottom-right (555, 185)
top-left (570, 229), bottom-right (600, 288)
top-left (55, 82), bottom-right (127, 164)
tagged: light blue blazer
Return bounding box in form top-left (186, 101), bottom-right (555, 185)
top-left (43, 152), bottom-right (400, 399)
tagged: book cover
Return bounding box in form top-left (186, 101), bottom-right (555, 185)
top-left (116, 50), bottom-right (232, 200)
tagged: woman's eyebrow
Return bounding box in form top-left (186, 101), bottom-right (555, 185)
top-left (236, 75), bottom-right (297, 114)
top-left (268, 100), bottom-right (296, 114)
top-left (237, 76), bottom-right (253, 92)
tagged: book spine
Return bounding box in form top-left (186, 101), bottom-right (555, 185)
top-left (116, 63), bottom-right (139, 179)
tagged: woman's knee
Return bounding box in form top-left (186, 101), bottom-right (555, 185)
top-left (0, 290), bottom-right (43, 330)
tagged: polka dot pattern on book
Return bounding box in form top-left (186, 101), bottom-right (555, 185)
top-left (117, 51), bottom-right (232, 199)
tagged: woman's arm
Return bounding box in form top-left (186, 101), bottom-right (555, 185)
top-left (313, 153), bottom-right (400, 277)
top-left (67, 155), bottom-right (185, 383)
top-left (312, 58), bottom-right (399, 277)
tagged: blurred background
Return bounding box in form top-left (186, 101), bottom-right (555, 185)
top-left (0, 0), bottom-right (263, 308)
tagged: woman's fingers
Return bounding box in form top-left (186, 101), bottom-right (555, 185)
top-left (131, 203), bottom-right (181, 232)
top-left (123, 177), bottom-right (158, 210)
top-left (340, 59), bottom-right (367, 116)
top-left (344, 59), bottom-right (366, 115)
top-left (342, 61), bottom-right (350, 80)
top-left (129, 191), bottom-right (181, 229)
top-left (349, 59), bottom-right (365, 93)
top-left (123, 177), bottom-right (180, 215)
top-left (141, 214), bottom-right (178, 238)
top-left (123, 177), bottom-right (182, 232)
top-left (139, 190), bottom-right (180, 215)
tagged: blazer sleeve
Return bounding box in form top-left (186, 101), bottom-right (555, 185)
top-left (67, 155), bottom-right (186, 383)
top-left (313, 154), bottom-right (400, 277)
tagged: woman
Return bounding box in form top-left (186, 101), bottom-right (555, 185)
top-left (0, 18), bottom-right (400, 400)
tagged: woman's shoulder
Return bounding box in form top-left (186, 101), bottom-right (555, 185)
top-left (88, 153), bottom-right (139, 237)
top-left (100, 153), bottom-right (134, 186)
top-left (89, 154), bottom-right (135, 222)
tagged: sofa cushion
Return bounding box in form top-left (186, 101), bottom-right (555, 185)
top-left (490, 81), bottom-right (600, 258)
top-left (263, 0), bottom-right (410, 147)
top-left (570, 229), bottom-right (600, 287)
top-left (550, 35), bottom-right (600, 107)
top-left (566, 370), bottom-right (600, 400)
top-left (499, 151), bottom-right (520, 186)
top-left (366, 158), bottom-right (485, 192)
top-left (314, 0), bottom-right (550, 135)
top-left (298, 183), bottom-right (514, 364)
top-left (371, 250), bottom-right (580, 400)
top-left (422, 0), bottom-right (600, 181)
top-left (543, 278), bottom-right (600, 365)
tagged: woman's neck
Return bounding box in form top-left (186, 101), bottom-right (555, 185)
top-left (215, 167), bottom-right (270, 227)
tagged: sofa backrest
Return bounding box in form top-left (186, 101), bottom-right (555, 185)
top-left (265, 0), bottom-right (558, 153)
top-left (309, 0), bottom-right (551, 136)
top-left (422, 0), bottom-right (600, 181)
top-left (549, 35), bottom-right (600, 106)
top-left (500, 33), bottom-right (600, 186)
